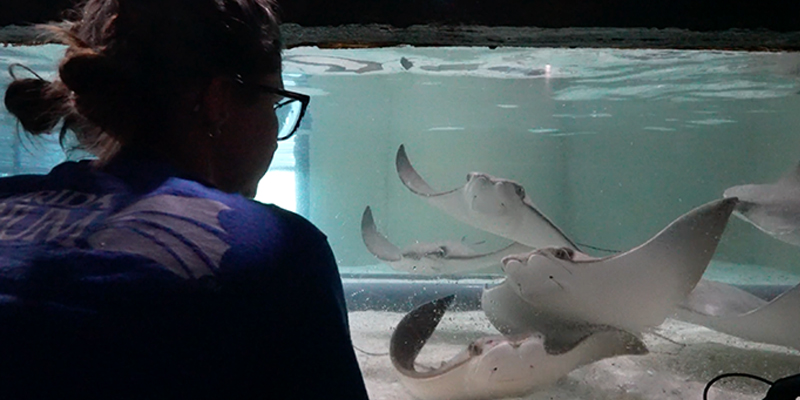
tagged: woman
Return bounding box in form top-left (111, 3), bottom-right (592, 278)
top-left (0, 0), bottom-right (369, 398)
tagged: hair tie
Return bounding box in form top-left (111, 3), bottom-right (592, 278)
top-left (8, 63), bottom-right (45, 81)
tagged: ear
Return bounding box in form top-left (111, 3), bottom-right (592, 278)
top-left (201, 76), bottom-right (234, 126)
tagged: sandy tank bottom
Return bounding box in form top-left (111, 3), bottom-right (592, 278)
top-left (348, 310), bottom-right (800, 400)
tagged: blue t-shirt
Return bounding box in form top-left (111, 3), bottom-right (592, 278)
top-left (0, 153), bottom-right (369, 399)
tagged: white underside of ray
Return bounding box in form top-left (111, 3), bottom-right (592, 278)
top-left (483, 273), bottom-right (798, 351)
top-left (361, 206), bottom-right (533, 274)
top-left (484, 276), bottom-right (765, 335)
top-left (396, 145), bottom-right (577, 250)
top-left (503, 198), bottom-right (737, 333)
top-left (393, 297), bottom-right (646, 400)
top-left (398, 331), bottom-right (642, 400)
top-left (674, 281), bottom-right (800, 350)
top-left (480, 281), bottom-right (615, 341)
top-left (481, 281), bottom-right (547, 336)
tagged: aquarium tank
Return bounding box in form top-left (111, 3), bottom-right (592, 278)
top-left (3, 29), bottom-right (800, 400)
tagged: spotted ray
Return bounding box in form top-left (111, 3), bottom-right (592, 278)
top-left (396, 145), bottom-right (577, 250)
top-left (501, 198), bottom-right (737, 333)
top-left (390, 295), bottom-right (647, 400)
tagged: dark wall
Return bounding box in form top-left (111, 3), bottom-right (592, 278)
top-left (1, 0), bottom-right (80, 27)
top-left (1, 0), bottom-right (797, 31)
top-left (278, 0), bottom-right (797, 31)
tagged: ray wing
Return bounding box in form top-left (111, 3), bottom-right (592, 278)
top-left (361, 206), bottom-right (532, 274)
top-left (723, 163), bottom-right (800, 247)
top-left (396, 145), bottom-right (576, 249)
top-left (569, 197), bottom-right (736, 330)
top-left (396, 145), bottom-right (471, 216)
top-left (504, 198), bottom-right (737, 333)
top-left (676, 279), bottom-right (767, 318)
top-left (360, 206), bottom-right (402, 262)
top-left (390, 294), bottom-right (461, 379)
top-left (518, 195), bottom-right (579, 249)
top-left (675, 282), bottom-right (800, 350)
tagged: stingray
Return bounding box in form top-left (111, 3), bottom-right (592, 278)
top-left (678, 279), bottom-right (769, 318)
top-left (723, 162), bottom-right (800, 247)
top-left (482, 266), bottom-right (774, 349)
top-left (501, 198), bottom-right (737, 334)
top-left (396, 145), bottom-right (578, 250)
top-left (361, 206), bottom-right (533, 274)
top-left (673, 279), bottom-right (800, 351)
top-left (478, 280), bottom-right (622, 350)
top-left (446, 194), bottom-right (797, 350)
top-left (390, 295), bottom-right (648, 400)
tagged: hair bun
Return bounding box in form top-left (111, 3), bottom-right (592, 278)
top-left (59, 51), bottom-right (122, 96)
top-left (4, 78), bottom-right (69, 135)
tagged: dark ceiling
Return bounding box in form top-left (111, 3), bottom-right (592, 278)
top-left (1, 0), bottom-right (798, 32)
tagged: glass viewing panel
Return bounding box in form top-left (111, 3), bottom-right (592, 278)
top-left (3, 43), bottom-right (800, 400)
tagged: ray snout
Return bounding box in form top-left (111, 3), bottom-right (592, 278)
top-left (501, 252), bottom-right (530, 266)
top-left (500, 258), bottom-right (520, 275)
top-left (466, 171), bottom-right (495, 182)
top-left (501, 251), bottom-right (536, 274)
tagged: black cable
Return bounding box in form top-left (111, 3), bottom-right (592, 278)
top-left (703, 372), bottom-right (773, 400)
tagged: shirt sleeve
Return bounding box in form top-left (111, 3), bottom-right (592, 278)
top-left (276, 232), bottom-right (371, 400)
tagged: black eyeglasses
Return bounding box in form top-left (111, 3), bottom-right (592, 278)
top-left (236, 77), bottom-right (310, 141)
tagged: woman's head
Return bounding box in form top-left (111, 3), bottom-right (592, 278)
top-left (5, 0), bottom-right (284, 196)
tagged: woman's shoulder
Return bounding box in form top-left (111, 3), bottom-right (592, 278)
top-left (0, 165), bottom-right (68, 195)
top-left (0, 158), bottom-right (330, 268)
top-left (155, 177), bottom-right (330, 262)
top-left (164, 177), bottom-right (322, 237)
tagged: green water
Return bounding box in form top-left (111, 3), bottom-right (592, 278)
top-left (283, 47), bottom-right (800, 283)
top-left (3, 45), bottom-right (800, 282)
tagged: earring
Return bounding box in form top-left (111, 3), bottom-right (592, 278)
top-left (208, 125), bottom-right (221, 138)
top-left (209, 112), bottom-right (228, 138)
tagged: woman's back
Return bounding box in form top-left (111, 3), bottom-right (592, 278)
top-left (0, 152), bottom-right (369, 399)
top-left (1, 0), bottom-right (369, 397)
